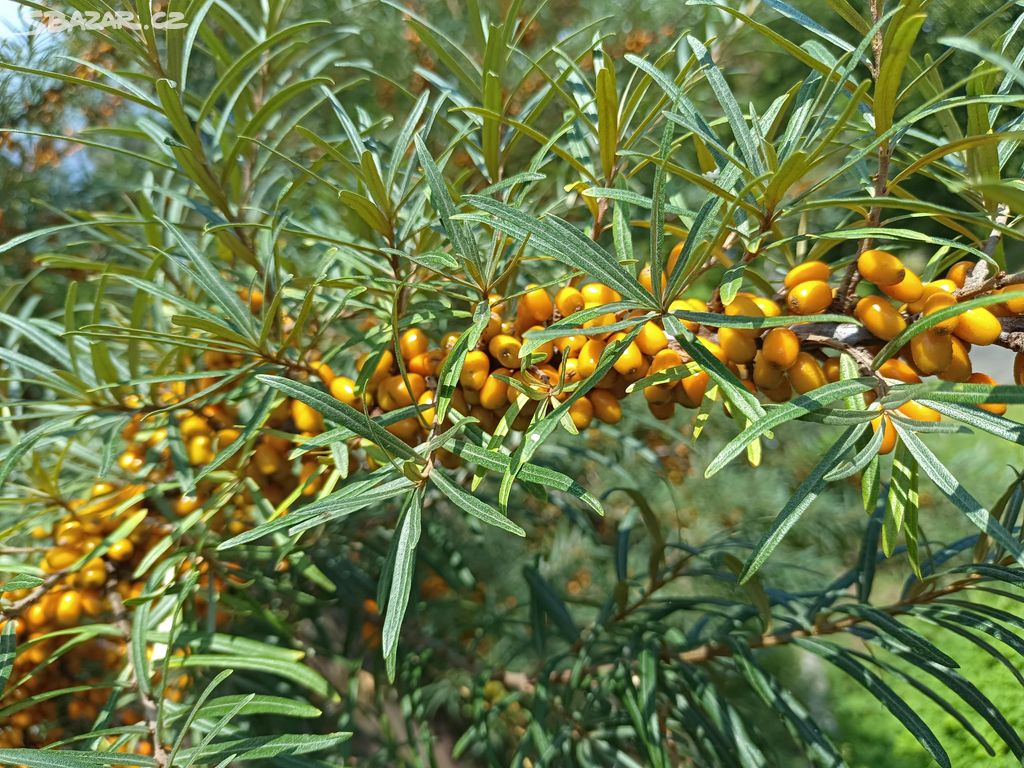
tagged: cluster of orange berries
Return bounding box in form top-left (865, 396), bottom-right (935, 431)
top-left (327, 247), bottom-right (1022, 455)
top-left (0, 482), bottom-right (168, 750)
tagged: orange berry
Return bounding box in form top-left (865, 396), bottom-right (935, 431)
top-left (823, 357), bottom-right (841, 383)
top-left (178, 415), bottom-right (211, 440)
top-left (855, 296), bottom-right (906, 341)
top-left (879, 270), bottom-right (924, 303)
top-left (938, 337), bottom-right (972, 382)
top-left (309, 360), bottom-right (336, 385)
top-left (555, 286), bottom-right (585, 317)
top-left (1000, 285), bottom-right (1024, 314)
top-left (762, 328), bottom-right (800, 369)
top-left (858, 250), bottom-right (905, 286)
top-left (479, 371), bottom-right (510, 411)
top-left (954, 307), bottom-right (1002, 346)
top-left (922, 293), bottom-right (959, 335)
top-left (967, 372), bottom-right (1006, 415)
top-left (897, 400), bottom-right (941, 423)
top-left (946, 260), bottom-right (976, 288)
top-left (356, 349), bottom-right (394, 387)
top-left (872, 414), bottom-right (898, 454)
top-left (576, 339), bottom-right (606, 378)
top-left (752, 352), bottom-right (785, 389)
top-left (330, 376), bottom-right (361, 408)
top-left (668, 297), bottom-right (707, 332)
top-left (786, 280), bottom-right (832, 315)
top-left (407, 349), bottom-right (443, 377)
top-left (291, 400), bottom-right (323, 433)
top-left (417, 390), bottom-right (436, 424)
top-left (581, 282), bottom-right (619, 304)
top-left (186, 435), bottom-right (215, 466)
top-left (907, 279), bottom-right (957, 313)
top-left (878, 358), bottom-right (921, 384)
top-left (724, 295), bottom-right (764, 337)
top-left (556, 334), bottom-right (587, 355)
top-left (385, 416), bottom-right (422, 443)
top-left (751, 295), bottom-right (782, 317)
top-left (638, 265), bottom-right (665, 294)
top-left (784, 260), bottom-right (830, 289)
top-left (718, 327), bottom-right (757, 364)
top-left (648, 400), bottom-right (676, 420)
top-left (107, 539), bottom-right (135, 562)
top-left (678, 371), bottom-right (710, 408)
top-left (379, 373), bottom-right (427, 410)
top-left (460, 350), bottom-right (491, 390)
top-left (568, 396), bottom-right (594, 429)
top-left (55, 591), bottom-right (82, 627)
top-left (636, 321), bottom-right (668, 356)
top-left (399, 328), bottom-right (430, 360)
top-left (611, 338), bottom-right (645, 377)
top-left (520, 285), bottom-right (553, 323)
top-left (590, 389), bottom-right (622, 424)
top-left (488, 334), bottom-right (523, 368)
top-left (787, 352), bottom-right (827, 394)
top-left (909, 330), bottom-right (952, 376)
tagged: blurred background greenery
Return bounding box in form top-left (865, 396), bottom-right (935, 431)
top-left (2, 1), bottom-right (1022, 764)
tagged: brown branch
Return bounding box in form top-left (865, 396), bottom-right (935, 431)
top-left (108, 581), bottom-right (169, 767)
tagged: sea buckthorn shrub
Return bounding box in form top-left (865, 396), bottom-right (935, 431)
top-left (3, 1), bottom-right (1024, 766)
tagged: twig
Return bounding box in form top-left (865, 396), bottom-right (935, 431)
top-left (109, 581), bottom-right (169, 767)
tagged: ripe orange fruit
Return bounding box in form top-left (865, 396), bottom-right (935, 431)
top-left (678, 371), bottom-right (710, 408)
top-left (946, 260), bottom-right (976, 288)
top-left (1000, 285), bottom-right (1024, 314)
top-left (871, 414), bottom-right (898, 454)
top-left (751, 295), bottom-right (782, 317)
top-left (897, 400), bottom-right (941, 423)
top-left (784, 260), bottom-right (831, 289)
top-left (55, 591), bottom-right (82, 627)
top-left (879, 270), bottom-right (924, 303)
top-left (909, 330), bottom-right (952, 376)
top-left (668, 297), bottom-right (707, 332)
top-left (520, 285), bottom-right (554, 323)
top-left (636, 321), bottom-right (668, 356)
top-left (762, 328), bottom-right (800, 369)
top-left (460, 350), bottom-right (491, 390)
top-left (356, 349), bottom-right (395, 387)
top-left (855, 296), bottom-right (906, 341)
top-left (922, 293), bottom-right (959, 335)
top-left (858, 250), bottom-right (906, 286)
top-left (611, 337), bottom-right (645, 377)
top-left (786, 280), bottom-right (832, 315)
top-left (108, 539), bottom-right (135, 562)
top-left (967, 372), bottom-right (1006, 415)
top-left (938, 337), bottom-right (972, 382)
top-left (787, 352), bottom-right (827, 394)
top-left (379, 373), bottom-right (427, 409)
top-left (581, 282), bottom-right (619, 304)
top-left (954, 307), bottom-right (1002, 345)
top-left (479, 370), bottom-right (510, 411)
top-left (878, 358), bottom-right (921, 384)
top-left (753, 352), bottom-right (785, 389)
top-left (291, 400), bottom-right (323, 433)
top-left (397, 325), bottom-right (430, 360)
top-left (589, 389), bottom-right (622, 424)
top-left (555, 286), bottom-right (585, 317)
top-left (576, 339), bottom-right (606, 378)
top-left (718, 327), bottom-right (757, 364)
top-left (187, 435), bottom-right (215, 466)
top-left (568, 396), bottom-right (594, 429)
top-left (330, 376), bottom-right (361, 408)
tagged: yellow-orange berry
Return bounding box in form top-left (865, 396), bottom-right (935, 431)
top-left (718, 327), bottom-right (757, 364)
top-left (858, 250), bottom-right (905, 286)
top-left (787, 352), bottom-right (827, 394)
top-left (1000, 286), bottom-right (1024, 314)
top-left (460, 350), bottom-right (491, 390)
top-left (668, 297), bottom-right (707, 332)
top-left (823, 357), bottom-right (841, 383)
top-left (108, 539), bottom-right (135, 562)
top-left (611, 338), bottom-right (645, 377)
top-left (356, 349), bottom-right (395, 387)
top-left (568, 396), bottom-right (594, 429)
top-left (589, 389), bottom-right (622, 424)
top-left (330, 376), bottom-right (361, 408)
top-left (576, 339), bottom-right (605, 378)
top-left (907, 279), bottom-right (957, 313)
top-left (872, 414), bottom-right (898, 454)
top-left (786, 281), bottom-right (832, 315)
top-left (751, 295), bottom-right (782, 317)
top-left (291, 400), bottom-right (324, 433)
top-left (187, 435), bottom-right (215, 466)
top-left (581, 282), bottom-right (619, 305)
top-left (967, 372), bottom-right (1006, 415)
top-left (636, 321), bottom-right (668, 356)
top-left (55, 591), bottom-right (82, 627)
top-left (724, 294), bottom-right (764, 338)
top-left (762, 328), bottom-right (801, 369)
top-left (922, 293), bottom-right (959, 335)
top-left (520, 285), bottom-right (554, 323)
top-left (678, 371), bottom-right (710, 408)
top-left (954, 307), bottom-right (1002, 345)
top-left (784, 260), bottom-right (830, 289)
top-left (753, 352), bottom-right (785, 389)
top-left (399, 328), bottom-right (430, 361)
top-left (379, 373), bottom-right (427, 410)
top-left (946, 260), bottom-right (976, 288)
top-left (555, 286), bottom-right (585, 317)
top-left (479, 370), bottom-right (510, 411)
top-left (938, 337), bottom-right (972, 382)
top-left (879, 270), bottom-right (924, 304)
top-left (909, 330), bottom-right (952, 376)
top-left (386, 416), bottom-right (422, 443)
top-left (855, 295), bottom-right (906, 341)
top-left (897, 400), bottom-right (941, 423)
top-left (878, 358), bottom-right (921, 383)
top-left (488, 334), bottom-right (522, 368)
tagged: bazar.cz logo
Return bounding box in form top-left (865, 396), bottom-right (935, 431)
top-left (22, 10), bottom-right (187, 33)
